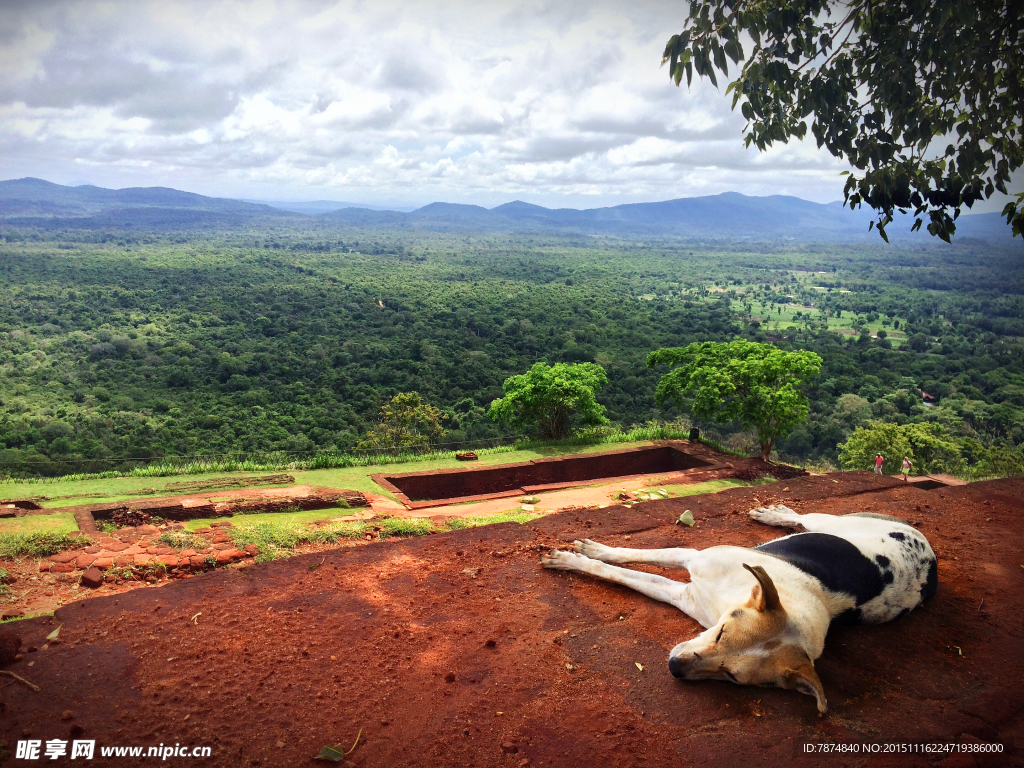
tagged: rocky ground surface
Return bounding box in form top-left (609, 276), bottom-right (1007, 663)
top-left (39, 522), bottom-right (256, 575)
top-left (1, 471), bottom-right (1020, 767)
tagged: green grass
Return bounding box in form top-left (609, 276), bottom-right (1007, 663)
top-left (1, 611), bottom-right (54, 625)
top-left (447, 510), bottom-right (544, 528)
top-left (0, 433), bottom-right (689, 511)
top-left (156, 530), bottom-right (209, 550)
top-left (728, 272), bottom-right (908, 347)
top-left (0, 513), bottom-right (87, 558)
top-left (182, 504), bottom-right (550, 563)
top-left (0, 428), bottom-right (695, 498)
top-left (0, 513), bottom-right (79, 536)
top-left (0, 532), bottom-right (90, 559)
top-left (659, 478), bottom-right (776, 498)
top-left (182, 506), bottom-right (355, 531)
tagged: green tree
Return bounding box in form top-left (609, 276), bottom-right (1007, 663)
top-left (648, 340), bottom-right (822, 460)
top-left (838, 420), bottom-right (961, 474)
top-left (662, 0), bottom-right (1024, 242)
top-left (489, 362), bottom-right (609, 440)
top-left (838, 421), bottom-right (913, 473)
top-left (357, 392), bottom-right (448, 453)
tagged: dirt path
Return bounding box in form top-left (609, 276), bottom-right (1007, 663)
top-left (383, 474), bottom-right (679, 518)
top-left (1, 472), bottom-right (1020, 767)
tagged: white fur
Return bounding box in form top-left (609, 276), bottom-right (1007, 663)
top-left (542, 505), bottom-right (935, 669)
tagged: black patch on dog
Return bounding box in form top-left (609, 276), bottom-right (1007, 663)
top-left (889, 531), bottom-right (906, 541)
top-left (875, 555), bottom-right (890, 568)
top-left (756, 533), bottom-right (886, 606)
top-left (921, 558), bottom-right (938, 602)
top-left (830, 607), bottom-right (862, 629)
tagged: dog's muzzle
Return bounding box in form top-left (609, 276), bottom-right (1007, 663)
top-left (668, 655), bottom-right (687, 679)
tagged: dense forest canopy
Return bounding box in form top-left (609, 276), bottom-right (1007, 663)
top-left (1, 222), bottom-right (1022, 477)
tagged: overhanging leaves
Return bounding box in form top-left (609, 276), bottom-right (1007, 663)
top-left (662, 0), bottom-right (1024, 243)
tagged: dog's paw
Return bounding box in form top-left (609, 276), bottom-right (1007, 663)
top-left (748, 504), bottom-right (799, 527)
top-left (572, 538), bottom-right (608, 559)
top-left (540, 549), bottom-right (588, 570)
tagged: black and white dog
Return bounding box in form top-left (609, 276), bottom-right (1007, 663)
top-left (541, 505), bottom-right (937, 713)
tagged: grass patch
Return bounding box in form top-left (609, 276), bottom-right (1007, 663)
top-left (190, 505), bottom-right (552, 564)
top-left (1, 611), bottom-right (54, 625)
top-left (157, 531), bottom-right (209, 550)
top-left (182, 507), bottom-right (354, 531)
top-left (447, 510), bottom-right (545, 528)
top-left (0, 532), bottom-right (90, 559)
top-left (0, 513), bottom-right (79, 536)
top-left (659, 478), bottom-right (776, 498)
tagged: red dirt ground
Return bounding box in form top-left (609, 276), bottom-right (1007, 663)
top-left (1, 471), bottom-right (1021, 767)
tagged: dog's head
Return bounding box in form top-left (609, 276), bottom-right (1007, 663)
top-left (668, 563), bottom-right (827, 713)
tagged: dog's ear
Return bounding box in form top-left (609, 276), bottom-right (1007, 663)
top-left (742, 563), bottom-right (782, 613)
top-left (783, 659), bottom-right (828, 714)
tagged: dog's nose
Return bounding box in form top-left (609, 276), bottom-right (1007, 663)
top-left (668, 655), bottom-right (686, 678)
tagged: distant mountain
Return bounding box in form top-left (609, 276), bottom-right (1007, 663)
top-left (245, 199), bottom-right (418, 215)
top-left (0, 177), bottom-right (295, 230)
top-left (322, 191), bottom-right (1018, 245)
top-left (0, 177), bottom-right (1016, 244)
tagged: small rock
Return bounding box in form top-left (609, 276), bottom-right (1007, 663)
top-left (50, 564), bottom-right (75, 573)
top-left (49, 552), bottom-right (77, 564)
top-left (243, 544), bottom-right (260, 556)
top-left (60, 710), bottom-right (74, 721)
top-left (92, 557), bottom-right (114, 570)
top-left (80, 568), bottom-right (104, 589)
top-left (501, 742), bottom-right (519, 754)
top-left (1, 611), bottom-right (24, 621)
top-left (275, 741), bottom-right (285, 748)
top-left (216, 549), bottom-right (246, 564)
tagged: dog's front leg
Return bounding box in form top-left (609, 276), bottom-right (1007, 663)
top-left (748, 504), bottom-right (803, 527)
top-left (541, 550), bottom-right (697, 613)
top-left (573, 539), bottom-right (697, 570)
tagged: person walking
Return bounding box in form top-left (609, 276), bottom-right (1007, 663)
top-left (874, 453), bottom-right (885, 474)
top-left (901, 456), bottom-right (913, 481)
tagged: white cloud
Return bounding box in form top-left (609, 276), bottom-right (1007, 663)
top-left (0, 0), bottom-right (870, 207)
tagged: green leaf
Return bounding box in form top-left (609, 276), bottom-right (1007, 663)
top-left (676, 511), bottom-right (695, 526)
top-left (314, 746), bottom-right (346, 762)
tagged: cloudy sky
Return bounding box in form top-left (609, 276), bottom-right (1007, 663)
top-left (0, 0), bottom-right (1013, 211)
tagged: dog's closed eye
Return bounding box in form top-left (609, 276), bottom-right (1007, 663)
top-left (715, 626), bottom-right (725, 643)
top-left (723, 669), bottom-right (738, 682)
